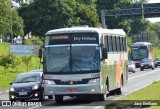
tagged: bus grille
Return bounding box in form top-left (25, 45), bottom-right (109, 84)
top-left (54, 79), bottom-right (89, 85)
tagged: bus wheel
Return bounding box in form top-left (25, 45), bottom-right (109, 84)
top-left (98, 93), bottom-right (106, 101)
top-left (98, 84), bottom-right (107, 101)
top-left (55, 95), bottom-right (63, 103)
top-left (115, 79), bottom-right (123, 95)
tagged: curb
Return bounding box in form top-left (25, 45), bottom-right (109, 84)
top-left (0, 89), bottom-right (9, 95)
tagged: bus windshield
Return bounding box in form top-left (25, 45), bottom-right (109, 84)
top-left (132, 47), bottom-right (148, 60)
top-left (45, 44), bottom-right (100, 73)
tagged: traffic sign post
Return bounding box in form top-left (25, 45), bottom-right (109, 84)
top-left (101, 3), bottom-right (160, 27)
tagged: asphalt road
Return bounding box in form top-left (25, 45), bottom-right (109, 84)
top-left (1, 67), bottom-right (160, 109)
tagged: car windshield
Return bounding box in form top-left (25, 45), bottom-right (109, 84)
top-left (156, 58), bottom-right (160, 61)
top-left (141, 59), bottom-right (151, 63)
top-left (14, 73), bottom-right (40, 83)
top-left (45, 44), bottom-right (100, 73)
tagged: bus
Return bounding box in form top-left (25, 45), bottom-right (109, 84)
top-left (131, 42), bottom-right (154, 68)
top-left (39, 26), bottom-right (128, 103)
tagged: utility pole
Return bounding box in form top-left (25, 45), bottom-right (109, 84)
top-left (10, 0), bottom-right (13, 44)
top-left (101, 10), bottom-right (106, 28)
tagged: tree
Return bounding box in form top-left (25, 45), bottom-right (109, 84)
top-left (134, 0), bottom-right (148, 4)
top-left (18, 0), bottom-right (100, 37)
top-left (21, 56), bottom-right (32, 71)
top-left (0, 53), bottom-right (14, 75)
top-left (0, 0), bottom-right (24, 39)
top-left (12, 9), bottom-right (24, 37)
top-left (0, 0), bottom-right (10, 37)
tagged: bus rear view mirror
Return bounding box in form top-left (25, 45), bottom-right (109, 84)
top-left (39, 48), bottom-right (42, 58)
top-left (102, 48), bottom-right (108, 59)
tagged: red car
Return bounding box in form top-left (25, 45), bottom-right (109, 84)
top-left (155, 57), bottom-right (160, 67)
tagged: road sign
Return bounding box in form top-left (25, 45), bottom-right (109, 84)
top-left (132, 33), bottom-right (149, 43)
top-left (101, 3), bottom-right (160, 27)
top-left (10, 45), bottom-right (41, 56)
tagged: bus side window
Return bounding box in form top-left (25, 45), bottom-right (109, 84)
top-left (119, 37), bottom-right (122, 51)
top-left (115, 36), bottom-right (117, 52)
top-left (119, 37), bottom-right (121, 51)
top-left (117, 36), bottom-right (120, 52)
top-left (124, 37), bottom-right (127, 51)
top-left (123, 37), bottom-right (125, 51)
top-left (112, 36), bottom-right (115, 52)
top-left (110, 36), bottom-right (113, 52)
top-left (104, 35), bottom-right (108, 50)
top-left (107, 36), bottom-right (110, 52)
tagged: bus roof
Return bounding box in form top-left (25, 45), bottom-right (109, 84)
top-left (45, 26), bottom-right (126, 36)
top-left (132, 42), bottom-right (152, 47)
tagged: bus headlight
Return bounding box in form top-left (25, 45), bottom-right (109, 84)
top-left (44, 80), bottom-right (56, 85)
top-left (88, 78), bottom-right (100, 84)
top-left (141, 64), bottom-right (143, 67)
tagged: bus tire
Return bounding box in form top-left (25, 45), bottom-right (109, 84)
top-left (109, 90), bottom-right (115, 95)
top-left (55, 95), bottom-right (63, 103)
top-left (98, 82), bottom-right (108, 101)
top-left (115, 78), bottom-right (123, 95)
top-left (98, 93), bottom-right (106, 101)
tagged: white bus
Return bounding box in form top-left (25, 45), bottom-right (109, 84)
top-left (40, 26), bottom-right (128, 103)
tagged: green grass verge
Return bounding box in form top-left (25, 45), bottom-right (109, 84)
top-left (0, 43), bottom-right (42, 88)
top-left (108, 81), bottom-right (160, 108)
top-left (153, 47), bottom-right (160, 59)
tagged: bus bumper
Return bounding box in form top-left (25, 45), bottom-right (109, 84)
top-left (44, 83), bottom-right (101, 96)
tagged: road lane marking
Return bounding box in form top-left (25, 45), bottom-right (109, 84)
top-left (128, 69), bottom-right (160, 80)
top-left (95, 106), bottom-right (104, 109)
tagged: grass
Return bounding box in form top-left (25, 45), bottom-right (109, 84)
top-left (108, 81), bottom-right (160, 108)
top-left (0, 42), bottom-right (42, 88)
top-left (154, 47), bottom-right (160, 59)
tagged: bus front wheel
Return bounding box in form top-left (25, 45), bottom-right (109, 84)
top-left (98, 93), bottom-right (106, 101)
top-left (55, 95), bottom-right (63, 103)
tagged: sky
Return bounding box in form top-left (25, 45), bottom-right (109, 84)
top-left (148, 0), bottom-right (160, 23)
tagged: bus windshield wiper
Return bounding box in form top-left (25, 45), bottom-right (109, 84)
top-left (71, 57), bottom-right (82, 71)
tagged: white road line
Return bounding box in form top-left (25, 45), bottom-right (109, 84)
top-left (128, 69), bottom-right (159, 80)
top-left (95, 106), bottom-right (103, 109)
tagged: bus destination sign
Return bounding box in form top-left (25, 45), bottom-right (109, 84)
top-left (49, 33), bottom-right (99, 44)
